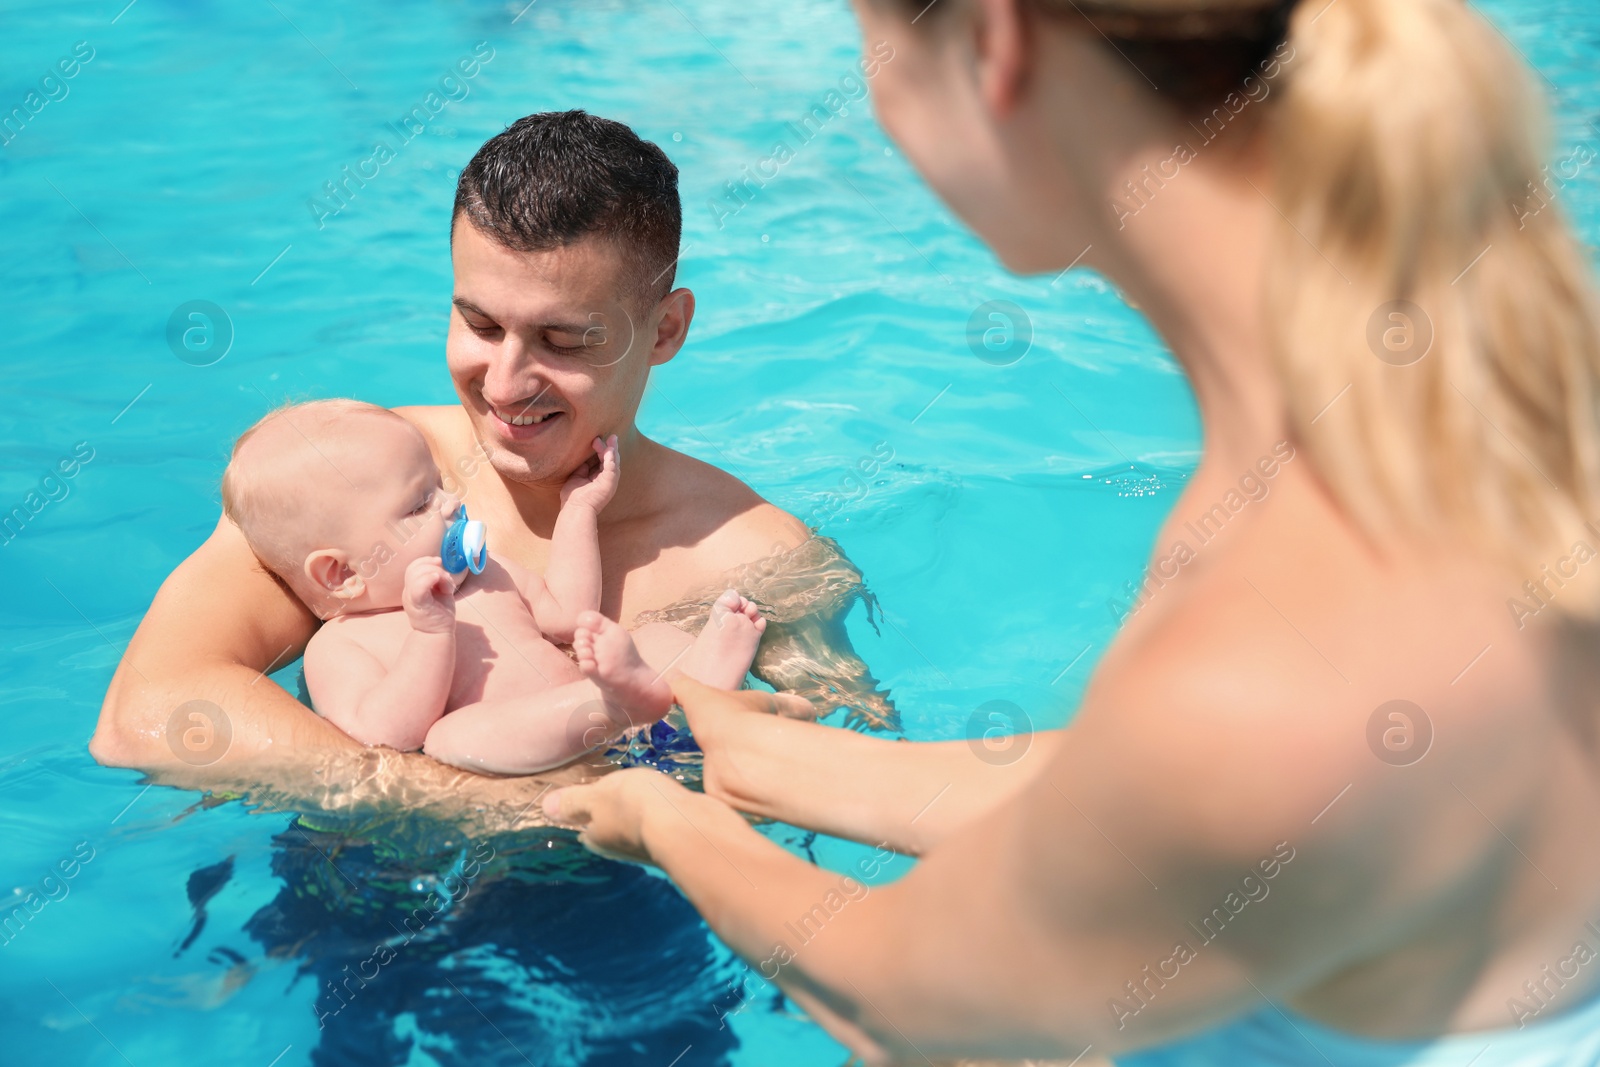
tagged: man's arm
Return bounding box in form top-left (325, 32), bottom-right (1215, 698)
top-left (92, 515), bottom-right (567, 829)
top-left (92, 513), bottom-right (340, 769)
top-left (634, 490), bottom-right (899, 730)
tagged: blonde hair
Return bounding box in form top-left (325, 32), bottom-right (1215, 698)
top-left (1264, 0), bottom-right (1600, 617)
top-left (222, 399), bottom-right (409, 585)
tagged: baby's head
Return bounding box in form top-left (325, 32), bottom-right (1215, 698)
top-left (222, 400), bottom-right (461, 616)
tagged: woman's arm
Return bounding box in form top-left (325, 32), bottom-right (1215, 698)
top-left (547, 654), bottom-right (1374, 1063)
top-left (545, 749), bottom-right (1269, 1064)
top-left (92, 514), bottom-right (568, 830)
top-left (681, 678), bottom-right (1060, 855)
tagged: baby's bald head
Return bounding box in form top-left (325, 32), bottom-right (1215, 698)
top-left (222, 400), bottom-right (429, 599)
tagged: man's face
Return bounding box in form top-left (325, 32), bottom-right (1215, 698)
top-left (447, 222), bottom-right (656, 488)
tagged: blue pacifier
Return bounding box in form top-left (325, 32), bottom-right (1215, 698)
top-left (440, 506), bottom-right (488, 575)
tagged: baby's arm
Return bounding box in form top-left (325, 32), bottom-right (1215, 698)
top-left (525, 435), bottom-right (619, 642)
top-left (303, 557), bottom-right (458, 751)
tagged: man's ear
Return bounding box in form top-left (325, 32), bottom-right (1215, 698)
top-left (304, 549), bottom-right (364, 600)
top-left (647, 287), bottom-right (696, 368)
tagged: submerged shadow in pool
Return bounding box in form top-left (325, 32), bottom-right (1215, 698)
top-left (237, 819), bottom-right (743, 1067)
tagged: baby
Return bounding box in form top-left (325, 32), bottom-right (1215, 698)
top-left (220, 399), bottom-right (765, 775)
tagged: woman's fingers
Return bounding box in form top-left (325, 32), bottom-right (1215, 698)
top-left (542, 786), bottom-right (582, 824)
top-left (542, 769), bottom-right (682, 866)
top-left (670, 674), bottom-right (816, 719)
top-left (669, 673), bottom-right (751, 711)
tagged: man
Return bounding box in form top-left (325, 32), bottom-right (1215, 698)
top-left (92, 111), bottom-right (875, 826)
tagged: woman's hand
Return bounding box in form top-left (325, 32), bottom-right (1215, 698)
top-left (543, 766), bottom-right (702, 866)
top-left (673, 674), bottom-right (817, 730)
top-left (670, 675), bottom-right (815, 805)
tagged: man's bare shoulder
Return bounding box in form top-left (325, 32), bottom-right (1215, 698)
top-left (646, 443), bottom-right (811, 560)
top-left (392, 404), bottom-right (469, 448)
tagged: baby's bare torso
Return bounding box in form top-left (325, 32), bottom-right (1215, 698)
top-left (311, 558), bottom-right (581, 710)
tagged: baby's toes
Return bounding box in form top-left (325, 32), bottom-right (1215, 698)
top-left (574, 610), bottom-right (605, 635)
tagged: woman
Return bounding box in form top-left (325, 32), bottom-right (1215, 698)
top-left (547, 0), bottom-right (1600, 1062)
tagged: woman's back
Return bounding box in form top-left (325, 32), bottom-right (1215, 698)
top-left (1096, 451), bottom-right (1600, 1039)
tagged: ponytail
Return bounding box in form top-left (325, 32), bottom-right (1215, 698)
top-left (1266, 0), bottom-right (1600, 618)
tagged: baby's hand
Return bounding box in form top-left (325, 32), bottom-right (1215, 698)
top-left (402, 556), bottom-right (456, 634)
top-left (560, 435), bottom-right (621, 512)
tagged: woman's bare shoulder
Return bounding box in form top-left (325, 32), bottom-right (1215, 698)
top-left (1084, 589), bottom-right (1361, 817)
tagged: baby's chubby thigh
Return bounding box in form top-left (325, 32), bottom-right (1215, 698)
top-left (462, 617), bottom-right (586, 703)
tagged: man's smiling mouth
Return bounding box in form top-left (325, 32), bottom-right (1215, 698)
top-left (494, 406), bottom-right (561, 427)
top-left (489, 400), bottom-right (565, 437)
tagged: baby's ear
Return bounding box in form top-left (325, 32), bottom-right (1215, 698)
top-left (304, 549), bottom-right (362, 600)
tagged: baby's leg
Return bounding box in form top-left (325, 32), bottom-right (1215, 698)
top-left (630, 622), bottom-right (697, 679)
top-left (632, 590), bottom-right (766, 691)
top-left (425, 616), bottom-right (704, 775)
top-left (572, 612), bottom-right (677, 718)
top-left (423, 673), bottom-right (665, 776)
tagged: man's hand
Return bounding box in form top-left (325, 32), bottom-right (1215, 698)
top-left (560, 435), bottom-right (621, 512)
top-left (401, 556), bottom-right (457, 634)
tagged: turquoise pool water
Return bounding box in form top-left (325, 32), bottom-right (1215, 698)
top-left (2, 1), bottom-right (1597, 1063)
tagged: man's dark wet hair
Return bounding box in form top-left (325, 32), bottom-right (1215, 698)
top-left (451, 110), bottom-right (682, 303)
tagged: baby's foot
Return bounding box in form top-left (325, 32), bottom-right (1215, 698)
top-left (573, 611), bottom-right (673, 726)
top-left (679, 589), bottom-right (767, 690)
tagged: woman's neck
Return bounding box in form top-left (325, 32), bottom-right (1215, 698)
top-left (1083, 115), bottom-right (1292, 505)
